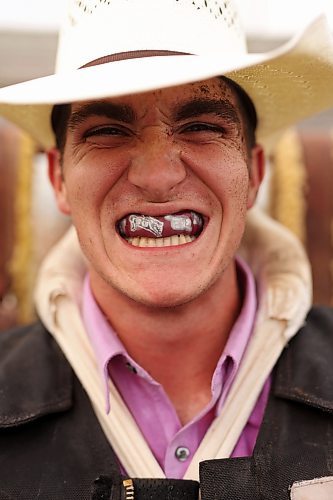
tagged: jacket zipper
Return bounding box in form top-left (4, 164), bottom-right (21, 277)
top-left (123, 479), bottom-right (134, 499)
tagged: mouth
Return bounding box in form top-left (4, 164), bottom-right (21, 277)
top-left (117, 210), bottom-right (204, 248)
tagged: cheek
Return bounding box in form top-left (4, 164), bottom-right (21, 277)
top-left (62, 152), bottom-right (127, 211)
top-left (182, 145), bottom-right (250, 210)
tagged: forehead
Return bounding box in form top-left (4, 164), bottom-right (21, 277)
top-left (70, 77), bottom-right (241, 116)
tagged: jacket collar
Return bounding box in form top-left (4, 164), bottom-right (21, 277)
top-left (0, 321), bottom-right (72, 428)
top-left (274, 306), bottom-right (333, 413)
top-left (1, 309), bottom-right (333, 430)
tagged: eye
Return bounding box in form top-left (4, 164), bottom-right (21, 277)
top-left (83, 125), bottom-right (130, 138)
top-left (82, 124), bottom-right (133, 147)
top-left (181, 122), bottom-right (226, 135)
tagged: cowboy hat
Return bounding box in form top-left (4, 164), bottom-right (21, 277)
top-left (0, 0), bottom-right (333, 150)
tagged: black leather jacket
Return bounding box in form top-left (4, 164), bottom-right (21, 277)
top-left (1, 307), bottom-right (333, 499)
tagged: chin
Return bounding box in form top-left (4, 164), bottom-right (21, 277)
top-left (116, 274), bottom-right (211, 309)
top-left (127, 291), bottom-right (199, 309)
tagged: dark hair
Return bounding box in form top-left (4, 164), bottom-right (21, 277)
top-left (51, 103), bottom-right (71, 153)
top-left (220, 76), bottom-right (257, 151)
top-left (51, 78), bottom-right (257, 154)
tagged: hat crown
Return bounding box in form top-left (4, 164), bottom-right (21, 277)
top-left (56, 0), bottom-right (246, 72)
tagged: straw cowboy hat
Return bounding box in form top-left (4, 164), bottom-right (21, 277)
top-left (1, 0), bottom-right (333, 150)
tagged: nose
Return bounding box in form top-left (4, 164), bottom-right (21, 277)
top-left (127, 131), bottom-right (186, 201)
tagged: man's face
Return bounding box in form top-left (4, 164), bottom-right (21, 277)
top-left (49, 77), bottom-right (263, 307)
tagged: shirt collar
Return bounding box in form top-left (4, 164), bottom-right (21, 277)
top-left (213, 257), bottom-right (257, 412)
top-left (82, 277), bottom-right (125, 412)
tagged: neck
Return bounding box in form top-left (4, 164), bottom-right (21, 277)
top-left (90, 261), bottom-right (242, 424)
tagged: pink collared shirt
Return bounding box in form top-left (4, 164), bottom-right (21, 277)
top-left (82, 258), bottom-right (270, 479)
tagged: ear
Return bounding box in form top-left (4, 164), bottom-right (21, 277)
top-left (247, 144), bottom-right (265, 209)
top-left (47, 148), bottom-right (71, 215)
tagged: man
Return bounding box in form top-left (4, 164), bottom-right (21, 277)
top-left (1, 1), bottom-right (333, 498)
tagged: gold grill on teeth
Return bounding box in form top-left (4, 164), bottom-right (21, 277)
top-left (126, 234), bottom-right (196, 247)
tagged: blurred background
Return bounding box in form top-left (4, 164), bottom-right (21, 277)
top-left (0, 0), bottom-right (333, 329)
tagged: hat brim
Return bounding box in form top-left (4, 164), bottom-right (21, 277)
top-left (0, 15), bottom-right (333, 149)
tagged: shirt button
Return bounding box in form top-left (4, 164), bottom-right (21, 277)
top-left (175, 446), bottom-right (190, 462)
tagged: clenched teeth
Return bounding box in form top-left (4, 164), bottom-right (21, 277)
top-left (126, 235), bottom-right (196, 247)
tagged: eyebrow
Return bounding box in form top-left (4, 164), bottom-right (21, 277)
top-left (174, 98), bottom-right (241, 127)
top-left (68, 97), bottom-right (241, 131)
top-left (68, 101), bottom-right (136, 130)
